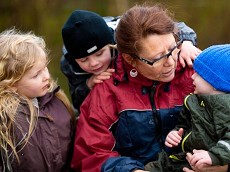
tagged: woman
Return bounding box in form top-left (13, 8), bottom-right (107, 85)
top-left (61, 9), bottom-right (198, 114)
top-left (70, 3), bottom-right (225, 172)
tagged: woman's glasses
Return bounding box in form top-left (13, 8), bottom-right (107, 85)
top-left (133, 35), bottom-right (183, 67)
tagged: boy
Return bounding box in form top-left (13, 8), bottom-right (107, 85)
top-left (165, 44), bottom-right (230, 171)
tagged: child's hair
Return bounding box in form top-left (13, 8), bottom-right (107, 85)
top-left (0, 28), bottom-right (75, 165)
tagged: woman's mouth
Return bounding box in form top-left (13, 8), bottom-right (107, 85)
top-left (162, 69), bottom-right (173, 77)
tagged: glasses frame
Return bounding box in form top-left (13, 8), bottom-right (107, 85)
top-left (132, 35), bottom-right (183, 66)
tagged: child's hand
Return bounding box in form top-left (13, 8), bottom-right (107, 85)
top-left (87, 68), bottom-right (115, 89)
top-left (165, 128), bottom-right (184, 147)
top-left (189, 149), bottom-right (212, 169)
top-left (179, 41), bottom-right (202, 68)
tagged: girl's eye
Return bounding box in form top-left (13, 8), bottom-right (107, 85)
top-left (32, 73), bottom-right (39, 78)
top-left (32, 67), bottom-right (47, 79)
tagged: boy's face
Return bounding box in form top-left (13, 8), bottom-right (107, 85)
top-left (192, 72), bottom-right (216, 94)
top-left (75, 45), bottom-right (111, 75)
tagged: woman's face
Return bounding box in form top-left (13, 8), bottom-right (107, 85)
top-left (75, 45), bottom-right (111, 75)
top-left (128, 33), bottom-right (180, 82)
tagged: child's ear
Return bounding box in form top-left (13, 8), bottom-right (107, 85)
top-left (10, 84), bottom-right (18, 92)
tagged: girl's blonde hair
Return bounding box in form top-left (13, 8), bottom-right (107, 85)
top-left (0, 28), bottom-right (75, 167)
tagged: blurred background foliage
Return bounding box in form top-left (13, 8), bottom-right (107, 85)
top-left (0, 0), bottom-right (229, 98)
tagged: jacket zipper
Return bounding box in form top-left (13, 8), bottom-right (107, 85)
top-left (149, 81), bottom-right (163, 145)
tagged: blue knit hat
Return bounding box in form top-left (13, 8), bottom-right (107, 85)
top-left (194, 44), bottom-right (230, 92)
top-left (62, 10), bottom-right (114, 59)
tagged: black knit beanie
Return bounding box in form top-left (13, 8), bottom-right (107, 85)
top-left (62, 10), bottom-right (114, 59)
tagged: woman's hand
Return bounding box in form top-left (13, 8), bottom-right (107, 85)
top-left (179, 40), bottom-right (202, 68)
top-left (183, 165), bottom-right (228, 172)
top-left (189, 149), bottom-right (212, 168)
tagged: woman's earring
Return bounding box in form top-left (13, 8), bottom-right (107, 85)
top-left (130, 69), bottom-right (138, 77)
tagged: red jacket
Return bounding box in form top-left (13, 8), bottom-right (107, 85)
top-left (71, 54), bottom-right (194, 172)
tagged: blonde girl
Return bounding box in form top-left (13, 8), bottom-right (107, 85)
top-left (0, 28), bottom-right (75, 172)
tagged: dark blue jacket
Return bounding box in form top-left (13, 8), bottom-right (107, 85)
top-left (71, 54), bottom-right (195, 172)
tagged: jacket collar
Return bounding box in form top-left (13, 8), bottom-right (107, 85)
top-left (37, 86), bottom-right (60, 108)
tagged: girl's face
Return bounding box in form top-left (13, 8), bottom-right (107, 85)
top-left (192, 72), bottom-right (218, 94)
top-left (128, 33), bottom-right (180, 82)
top-left (13, 50), bottom-right (50, 99)
top-left (75, 45), bottom-right (111, 75)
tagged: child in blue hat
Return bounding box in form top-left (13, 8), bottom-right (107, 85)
top-left (165, 44), bottom-right (230, 171)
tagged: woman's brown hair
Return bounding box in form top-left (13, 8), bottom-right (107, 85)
top-left (116, 3), bottom-right (176, 56)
